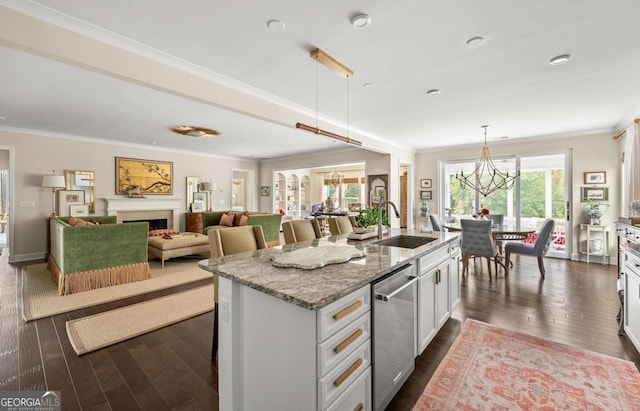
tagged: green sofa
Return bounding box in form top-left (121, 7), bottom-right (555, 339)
top-left (48, 216), bottom-right (150, 295)
top-left (200, 211), bottom-right (282, 247)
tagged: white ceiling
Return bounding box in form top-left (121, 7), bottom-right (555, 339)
top-left (1, 1), bottom-right (639, 160)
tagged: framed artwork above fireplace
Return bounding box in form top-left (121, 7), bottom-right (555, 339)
top-left (116, 157), bottom-right (173, 195)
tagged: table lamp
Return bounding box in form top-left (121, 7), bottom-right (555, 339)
top-left (42, 172), bottom-right (66, 218)
top-left (203, 181), bottom-right (217, 211)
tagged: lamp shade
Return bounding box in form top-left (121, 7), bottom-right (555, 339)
top-left (42, 175), bottom-right (66, 189)
top-left (203, 182), bottom-right (217, 192)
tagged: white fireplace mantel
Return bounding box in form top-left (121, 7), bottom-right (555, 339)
top-left (102, 198), bottom-right (183, 230)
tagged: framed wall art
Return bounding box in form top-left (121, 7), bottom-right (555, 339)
top-left (58, 190), bottom-right (85, 217)
top-left (261, 186), bottom-right (270, 196)
top-left (581, 187), bottom-right (609, 202)
top-left (420, 190), bottom-right (433, 200)
top-left (116, 157), bottom-right (173, 195)
top-left (191, 201), bottom-right (204, 212)
top-left (584, 171), bottom-right (606, 185)
top-left (69, 204), bottom-right (89, 217)
top-left (368, 174), bottom-right (388, 207)
top-left (420, 179), bottom-right (432, 189)
top-left (193, 192), bottom-right (207, 210)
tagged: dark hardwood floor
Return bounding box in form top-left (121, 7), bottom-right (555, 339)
top-left (1, 250), bottom-right (639, 410)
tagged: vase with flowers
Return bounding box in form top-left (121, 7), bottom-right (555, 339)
top-left (473, 208), bottom-right (490, 219)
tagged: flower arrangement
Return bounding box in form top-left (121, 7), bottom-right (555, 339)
top-left (472, 208), bottom-right (490, 219)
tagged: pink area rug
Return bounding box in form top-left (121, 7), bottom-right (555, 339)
top-left (413, 319), bottom-right (640, 410)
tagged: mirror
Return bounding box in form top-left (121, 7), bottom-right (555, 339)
top-left (64, 170), bottom-right (96, 213)
top-left (186, 176), bottom-right (205, 211)
top-left (368, 174), bottom-right (388, 208)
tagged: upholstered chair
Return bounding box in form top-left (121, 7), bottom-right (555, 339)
top-left (328, 216), bottom-right (355, 236)
top-left (430, 214), bottom-right (443, 231)
top-left (504, 218), bottom-right (555, 278)
top-left (282, 219), bottom-right (323, 244)
top-left (460, 219), bottom-right (503, 276)
top-left (487, 214), bottom-right (504, 226)
top-left (208, 225), bottom-right (267, 360)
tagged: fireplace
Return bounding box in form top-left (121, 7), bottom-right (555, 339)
top-left (123, 218), bottom-right (168, 231)
top-left (104, 198), bottom-right (182, 231)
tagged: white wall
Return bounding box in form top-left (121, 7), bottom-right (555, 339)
top-left (415, 131), bottom-right (620, 261)
top-left (2, 129), bottom-right (257, 262)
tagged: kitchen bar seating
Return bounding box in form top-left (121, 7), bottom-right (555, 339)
top-left (208, 225), bottom-right (267, 360)
top-left (282, 219), bottom-right (323, 244)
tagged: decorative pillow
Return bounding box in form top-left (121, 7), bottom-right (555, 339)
top-left (238, 214), bottom-right (249, 226)
top-left (68, 216), bottom-right (89, 226)
top-left (220, 212), bottom-right (235, 227)
top-left (149, 229), bottom-right (180, 237)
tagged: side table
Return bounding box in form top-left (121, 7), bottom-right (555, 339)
top-left (579, 224), bottom-right (610, 264)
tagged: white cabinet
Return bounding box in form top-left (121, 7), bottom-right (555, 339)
top-left (624, 255), bottom-right (640, 352)
top-left (616, 222), bottom-right (640, 354)
top-left (218, 277), bottom-right (371, 411)
top-left (417, 243), bottom-right (455, 355)
top-left (450, 239), bottom-right (461, 310)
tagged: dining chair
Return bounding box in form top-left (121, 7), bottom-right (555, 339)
top-left (487, 214), bottom-right (504, 226)
top-left (328, 216), bottom-right (355, 236)
top-left (430, 214), bottom-right (444, 231)
top-left (460, 219), bottom-right (504, 276)
top-left (504, 218), bottom-right (555, 278)
top-left (282, 219), bottom-right (323, 244)
top-left (208, 225), bottom-right (267, 360)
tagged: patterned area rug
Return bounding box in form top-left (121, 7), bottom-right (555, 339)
top-left (413, 319), bottom-right (640, 410)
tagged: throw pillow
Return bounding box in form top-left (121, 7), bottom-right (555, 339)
top-left (68, 216), bottom-right (89, 226)
top-left (220, 212), bottom-right (235, 227)
top-left (149, 229), bottom-right (180, 237)
top-left (238, 214), bottom-right (249, 226)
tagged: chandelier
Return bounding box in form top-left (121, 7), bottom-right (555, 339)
top-left (455, 125), bottom-right (520, 197)
top-left (328, 169), bottom-right (343, 187)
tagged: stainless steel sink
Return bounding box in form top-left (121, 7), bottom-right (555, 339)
top-left (374, 235), bottom-right (437, 249)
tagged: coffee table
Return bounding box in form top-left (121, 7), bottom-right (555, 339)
top-left (148, 233), bottom-right (210, 268)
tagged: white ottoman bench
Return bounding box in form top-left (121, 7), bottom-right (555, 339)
top-left (148, 233), bottom-right (210, 267)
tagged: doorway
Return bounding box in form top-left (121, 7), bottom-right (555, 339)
top-left (231, 169), bottom-right (255, 211)
top-left (0, 147), bottom-right (11, 258)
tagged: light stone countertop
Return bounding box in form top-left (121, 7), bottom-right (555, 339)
top-left (199, 228), bottom-right (460, 310)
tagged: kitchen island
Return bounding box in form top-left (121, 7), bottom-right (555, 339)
top-left (199, 229), bottom-right (460, 411)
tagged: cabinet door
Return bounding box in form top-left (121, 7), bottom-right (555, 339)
top-left (625, 266), bottom-right (640, 352)
top-left (417, 270), bottom-right (437, 355)
top-left (436, 263), bottom-right (450, 329)
top-left (449, 249), bottom-right (461, 311)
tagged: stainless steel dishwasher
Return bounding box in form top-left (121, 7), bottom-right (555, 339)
top-left (372, 263), bottom-right (417, 411)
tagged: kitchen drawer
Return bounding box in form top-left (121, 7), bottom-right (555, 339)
top-left (325, 365), bottom-right (371, 411)
top-left (318, 341), bottom-right (371, 411)
top-left (419, 245), bottom-right (450, 274)
top-left (450, 238), bottom-right (461, 256)
top-left (318, 285), bottom-right (370, 342)
top-left (318, 313), bottom-right (370, 377)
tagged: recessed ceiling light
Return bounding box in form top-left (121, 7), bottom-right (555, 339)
top-left (549, 54), bottom-right (571, 65)
top-left (363, 82), bottom-right (376, 89)
top-left (0, 116), bottom-right (5, 120)
top-left (351, 14), bottom-right (371, 28)
top-left (267, 19), bottom-right (285, 32)
top-left (149, 141), bottom-right (157, 145)
top-left (426, 89), bottom-right (441, 96)
top-left (466, 36), bottom-right (485, 47)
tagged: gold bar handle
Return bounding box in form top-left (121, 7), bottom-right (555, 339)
top-left (354, 403), bottom-right (364, 411)
top-left (334, 358), bottom-right (363, 387)
top-left (333, 300), bottom-right (363, 321)
top-left (334, 329), bottom-right (364, 354)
